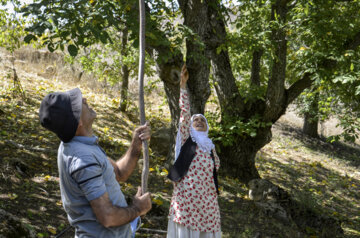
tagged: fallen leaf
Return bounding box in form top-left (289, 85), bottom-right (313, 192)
top-left (44, 175), bottom-right (51, 181)
top-left (152, 198), bottom-right (163, 205)
top-left (47, 225), bottom-right (57, 235)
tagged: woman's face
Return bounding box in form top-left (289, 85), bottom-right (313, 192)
top-left (192, 116), bottom-right (207, 132)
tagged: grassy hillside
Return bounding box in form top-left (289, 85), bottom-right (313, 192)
top-left (0, 49), bottom-right (359, 238)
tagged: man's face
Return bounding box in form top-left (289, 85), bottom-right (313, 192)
top-left (80, 98), bottom-right (96, 126)
top-left (192, 116), bottom-right (207, 132)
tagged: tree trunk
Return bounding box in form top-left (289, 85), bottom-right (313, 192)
top-left (263, 1), bottom-right (288, 122)
top-left (120, 26), bottom-right (129, 112)
top-left (303, 112), bottom-right (319, 138)
top-left (120, 65), bottom-right (129, 112)
top-left (158, 60), bottom-right (183, 161)
top-left (210, 48), bottom-right (264, 183)
top-left (303, 92), bottom-right (319, 138)
top-left (219, 128), bottom-right (272, 184)
top-left (179, 0), bottom-right (212, 115)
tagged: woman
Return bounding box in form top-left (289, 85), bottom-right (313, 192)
top-left (167, 65), bottom-right (221, 238)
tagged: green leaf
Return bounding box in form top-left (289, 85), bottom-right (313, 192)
top-left (99, 31), bottom-right (108, 44)
top-left (304, 4), bottom-right (309, 15)
top-left (48, 43), bottom-right (55, 52)
top-left (147, 32), bottom-right (157, 40)
top-left (68, 44), bottom-right (78, 56)
top-left (350, 63), bottom-right (354, 71)
top-left (355, 86), bottom-right (360, 96)
top-left (37, 233), bottom-right (45, 238)
top-left (24, 34), bottom-right (36, 43)
top-left (60, 31), bottom-right (70, 38)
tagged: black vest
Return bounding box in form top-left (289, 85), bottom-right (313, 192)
top-left (168, 137), bottom-right (219, 194)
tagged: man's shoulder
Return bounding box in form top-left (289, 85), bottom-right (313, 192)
top-left (60, 142), bottom-right (103, 171)
top-left (62, 140), bottom-right (96, 157)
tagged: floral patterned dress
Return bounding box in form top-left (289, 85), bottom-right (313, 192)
top-left (168, 88), bottom-right (221, 233)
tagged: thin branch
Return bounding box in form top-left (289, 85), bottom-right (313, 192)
top-left (138, 228), bottom-right (167, 234)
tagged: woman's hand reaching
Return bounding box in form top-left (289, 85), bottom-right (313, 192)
top-left (180, 64), bottom-right (189, 89)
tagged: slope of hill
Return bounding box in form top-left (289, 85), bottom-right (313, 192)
top-left (0, 48), bottom-right (359, 237)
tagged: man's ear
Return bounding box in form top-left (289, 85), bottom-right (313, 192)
top-left (78, 119), bottom-right (83, 128)
top-left (75, 119), bottom-right (83, 136)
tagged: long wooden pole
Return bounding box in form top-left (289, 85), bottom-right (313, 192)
top-left (138, 0), bottom-right (149, 195)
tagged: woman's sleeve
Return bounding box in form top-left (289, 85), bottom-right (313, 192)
top-left (212, 149), bottom-right (220, 171)
top-left (178, 88), bottom-right (191, 146)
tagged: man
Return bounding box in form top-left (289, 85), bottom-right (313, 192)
top-left (39, 88), bottom-right (152, 237)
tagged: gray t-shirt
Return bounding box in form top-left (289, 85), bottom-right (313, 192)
top-left (57, 136), bottom-right (132, 238)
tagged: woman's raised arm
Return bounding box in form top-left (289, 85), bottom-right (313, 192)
top-left (180, 64), bottom-right (188, 89)
top-left (178, 64), bottom-right (191, 145)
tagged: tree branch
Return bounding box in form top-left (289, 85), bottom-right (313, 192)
top-left (204, 0), bottom-right (245, 116)
top-left (285, 73), bottom-right (312, 106)
top-left (282, 30), bottom-right (360, 117)
top-left (263, 0), bottom-right (288, 121)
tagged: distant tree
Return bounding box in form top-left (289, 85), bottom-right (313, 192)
top-left (296, 54), bottom-right (360, 142)
top-left (301, 89), bottom-right (320, 138)
top-left (119, 26), bottom-right (130, 112)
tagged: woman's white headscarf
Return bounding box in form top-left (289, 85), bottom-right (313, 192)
top-left (174, 114), bottom-right (215, 161)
